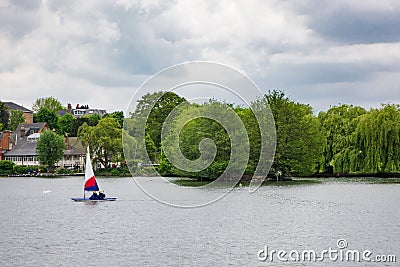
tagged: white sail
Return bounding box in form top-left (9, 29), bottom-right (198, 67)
top-left (85, 146), bottom-right (95, 181)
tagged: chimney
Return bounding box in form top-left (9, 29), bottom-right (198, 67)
top-left (65, 133), bottom-right (69, 150)
top-left (2, 131), bottom-right (11, 151)
top-left (76, 104), bottom-right (80, 109)
top-left (67, 103), bottom-right (72, 111)
top-left (20, 125), bottom-right (25, 138)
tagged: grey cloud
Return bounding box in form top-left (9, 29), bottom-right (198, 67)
top-left (295, 2), bottom-right (400, 44)
top-left (0, 4), bottom-right (40, 38)
top-left (10, 0), bottom-right (41, 10)
top-left (265, 61), bottom-right (396, 86)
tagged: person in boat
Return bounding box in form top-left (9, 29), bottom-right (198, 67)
top-left (89, 192), bottom-right (99, 200)
top-left (98, 190), bottom-right (106, 200)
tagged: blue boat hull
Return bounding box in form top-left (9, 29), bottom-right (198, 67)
top-left (71, 197), bottom-right (117, 202)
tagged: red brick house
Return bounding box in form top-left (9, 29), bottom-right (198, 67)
top-left (3, 101), bottom-right (33, 124)
top-left (0, 130), bottom-right (15, 160)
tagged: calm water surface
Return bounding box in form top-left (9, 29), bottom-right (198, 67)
top-left (0, 177), bottom-right (399, 266)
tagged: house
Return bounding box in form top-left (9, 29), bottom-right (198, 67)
top-left (56, 103), bottom-right (106, 118)
top-left (0, 130), bottom-right (15, 160)
top-left (2, 123), bottom-right (48, 165)
top-left (2, 123), bottom-right (85, 168)
top-left (3, 101), bottom-right (33, 123)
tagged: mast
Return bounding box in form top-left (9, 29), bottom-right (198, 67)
top-left (84, 135), bottom-right (91, 199)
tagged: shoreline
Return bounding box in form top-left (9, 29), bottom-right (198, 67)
top-left (2, 173), bottom-right (400, 181)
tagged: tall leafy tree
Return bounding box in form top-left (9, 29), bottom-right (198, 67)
top-left (0, 101), bottom-right (9, 130)
top-left (78, 117), bottom-right (122, 168)
top-left (36, 130), bottom-right (65, 172)
top-left (354, 104), bottom-right (400, 173)
top-left (235, 107), bottom-right (262, 174)
top-left (266, 90), bottom-right (325, 176)
top-left (58, 113), bottom-right (75, 135)
top-left (159, 102), bottom-right (234, 179)
top-left (122, 129), bottom-right (138, 171)
top-left (32, 97), bottom-right (65, 112)
top-left (103, 111), bottom-right (124, 128)
top-left (8, 110), bottom-right (26, 131)
top-left (318, 104), bottom-right (366, 173)
top-left (131, 91), bottom-right (186, 162)
top-left (35, 108), bottom-right (58, 130)
top-left (70, 114), bottom-right (101, 137)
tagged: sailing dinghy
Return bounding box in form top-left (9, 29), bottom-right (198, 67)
top-left (71, 146), bottom-right (116, 202)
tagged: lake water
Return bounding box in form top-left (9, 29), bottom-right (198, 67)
top-left (0, 177), bottom-right (399, 266)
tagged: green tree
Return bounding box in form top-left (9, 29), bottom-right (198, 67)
top-left (132, 91), bottom-right (186, 162)
top-left (266, 90), bottom-right (325, 176)
top-left (122, 129), bottom-right (138, 171)
top-left (35, 108), bottom-right (58, 130)
top-left (36, 130), bottom-right (65, 172)
top-left (159, 101), bottom-right (248, 179)
top-left (58, 113), bottom-right (75, 135)
top-left (0, 101), bottom-right (9, 130)
top-left (70, 114), bottom-right (100, 137)
top-left (8, 110), bottom-right (26, 131)
top-left (103, 111), bottom-right (124, 128)
top-left (354, 104), bottom-right (400, 173)
top-left (32, 97), bottom-right (65, 112)
top-left (318, 104), bottom-right (366, 173)
top-left (78, 117), bottom-right (122, 168)
top-left (235, 107), bottom-right (261, 174)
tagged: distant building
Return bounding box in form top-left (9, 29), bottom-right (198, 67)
top-left (2, 123), bottom-right (85, 168)
top-left (0, 130), bottom-right (15, 160)
top-left (3, 101), bottom-right (33, 123)
top-left (56, 103), bottom-right (106, 118)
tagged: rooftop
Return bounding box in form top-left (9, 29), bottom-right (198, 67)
top-left (15, 123), bottom-right (48, 137)
top-left (3, 102), bottom-right (32, 113)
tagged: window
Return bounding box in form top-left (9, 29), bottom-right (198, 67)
top-left (74, 110), bottom-right (85, 115)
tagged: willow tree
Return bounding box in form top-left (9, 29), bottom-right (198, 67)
top-left (355, 104), bottom-right (400, 173)
top-left (318, 104), bottom-right (366, 173)
top-left (78, 117), bottom-right (123, 168)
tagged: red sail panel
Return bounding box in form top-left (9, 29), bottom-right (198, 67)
top-left (84, 176), bottom-right (99, 191)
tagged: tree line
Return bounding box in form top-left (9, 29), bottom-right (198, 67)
top-left (2, 92), bottom-right (399, 177)
top-left (126, 90), bottom-right (400, 178)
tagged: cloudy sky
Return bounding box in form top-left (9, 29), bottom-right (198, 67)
top-left (1, 0), bottom-right (399, 113)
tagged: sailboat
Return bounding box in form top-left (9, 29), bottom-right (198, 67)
top-left (71, 146), bottom-right (117, 202)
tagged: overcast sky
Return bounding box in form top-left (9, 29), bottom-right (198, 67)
top-left (1, 0), bottom-right (399, 113)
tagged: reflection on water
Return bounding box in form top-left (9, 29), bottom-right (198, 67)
top-left (0, 177), bottom-right (399, 266)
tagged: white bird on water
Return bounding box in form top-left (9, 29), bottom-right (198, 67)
top-left (42, 188), bottom-right (52, 194)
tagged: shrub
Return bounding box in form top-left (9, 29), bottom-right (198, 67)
top-left (13, 165), bottom-right (28, 174)
top-left (110, 168), bottom-right (120, 176)
top-left (55, 167), bottom-right (71, 174)
top-left (0, 160), bottom-right (15, 175)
